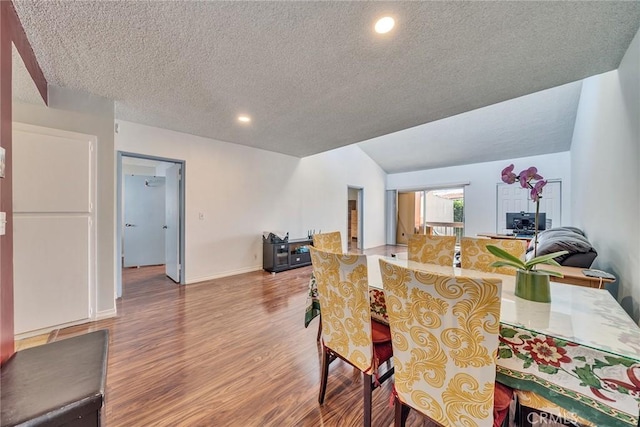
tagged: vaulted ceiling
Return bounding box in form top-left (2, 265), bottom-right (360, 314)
top-left (12, 1), bottom-right (640, 172)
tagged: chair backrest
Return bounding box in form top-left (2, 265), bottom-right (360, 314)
top-left (460, 237), bottom-right (527, 275)
top-left (407, 234), bottom-right (456, 266)
top-left (312, 231), bottom-right (343, 254)
top-left (309, 247), bottom-right (373, 373)
top-left (380, 259), bottom-right (502, 427)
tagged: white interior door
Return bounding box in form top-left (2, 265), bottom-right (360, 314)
top-left (123, 175), bottom-right (166, 267)
top-left (497, 180), bottom-right (562, 233)
top-left (165, 164), bottom-right (181, 282)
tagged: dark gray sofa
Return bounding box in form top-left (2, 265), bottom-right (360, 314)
top-left (526, 226), bottom-right (597, 268)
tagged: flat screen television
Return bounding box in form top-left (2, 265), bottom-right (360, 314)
top-left (506, 211), bottom-right (546, 233)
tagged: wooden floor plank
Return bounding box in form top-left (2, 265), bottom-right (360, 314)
top-left (55, 245), bottom-right (439, 426)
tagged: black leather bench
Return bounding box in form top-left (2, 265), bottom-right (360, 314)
top-left (1, 330), bottom-right (109, 427)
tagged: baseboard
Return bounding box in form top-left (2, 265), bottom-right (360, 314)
top-left (96, 308), bottom-right (117, 320)
top-left (15, 308), bottom-right (117, 341)
top-left (15, 317), bottom-right (91, 340)
top-left (186, 265), bottom-right (263, 284)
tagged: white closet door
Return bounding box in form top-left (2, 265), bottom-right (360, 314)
top-left (497, 184), bottom-right (531, 232)
top-left (12, 124), bottom-right (96, 334)
top-left (12, 131), bottom-right (91, 212)
top-left (496, 180), bottom-right (562, 234)
top-left (13, 216), bottom-right (90, 332)
top-left (535, 181), bottom-right (562, 230)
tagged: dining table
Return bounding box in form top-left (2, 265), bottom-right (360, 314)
top-left (305, 254), bottom-right (640, 427)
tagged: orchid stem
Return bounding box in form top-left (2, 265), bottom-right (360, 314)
top-left (534, 199), bottom-right (540, 258)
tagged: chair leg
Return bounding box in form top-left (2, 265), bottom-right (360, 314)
top-left (316, 315), bottom-right (322, 341)
top-left (501, 406), bottom-right (510, 427)
top-left (393, 395), bottom-right (410, 427)
top-left (318, 345), bottom-right (330, 405)
top-left (363, 373), bottom-right (373, 427)
top-left (514, 397), bottom-right (523, 427)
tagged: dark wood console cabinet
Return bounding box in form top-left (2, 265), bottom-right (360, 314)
top-left (263, 238), bottom-right (312, 273)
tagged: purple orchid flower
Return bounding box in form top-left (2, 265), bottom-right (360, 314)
top-left (500, 164), bottom-right (547, 258)
top-left (501, 164), bottom-right (518, 184)
top-left (530, 180), bottom-right (547, 202)
top-left (500, 163), bottom-right (546, 198)
top-left (519, 166), bottom-right (542, 188)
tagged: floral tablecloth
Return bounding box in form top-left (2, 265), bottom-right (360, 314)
top-left (304, 273), bottom-right (640, 426)
top-left (304, 273), bottom-right (320, 327)
top-left (497, 324), bottom-right (640, 426)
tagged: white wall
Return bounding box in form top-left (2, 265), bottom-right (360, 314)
top-left (115, 121), bottom-right (387, 283)
top-left (570, 28), bottom-right (640, 322)
top-left (387, 152), bottom-right (572, 237)
top-left (300, 145), bottom-right (388, 250)
top-left (425, 192), bottom-right (454, 223)
top-left (122, 165), bottom-right (156, 176)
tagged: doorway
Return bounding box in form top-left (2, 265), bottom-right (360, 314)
top-left (116, 152), bottom-right (186, 298)
top-left (396, 187), bottom-right (465, 244)
top-left (347, 187), bottom-right (363, 251)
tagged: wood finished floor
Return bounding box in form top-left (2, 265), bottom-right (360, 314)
top-left (55, 245), bottom-right (443, 426)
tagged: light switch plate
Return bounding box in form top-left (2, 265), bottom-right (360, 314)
top-left (0, 147), bottom-right (5, 178)
top-left (0, 212), bottom-right (5, 235)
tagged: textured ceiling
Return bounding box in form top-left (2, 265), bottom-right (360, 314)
top-left (12, 44), bottom-right (44, 106)
top-left (11, 1), bottom-right (640, 171)
top-left (359, 81), bottom-right (583, 173)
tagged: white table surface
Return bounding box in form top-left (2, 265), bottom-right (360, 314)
top-left (367, 255), bottom-right (640, 362)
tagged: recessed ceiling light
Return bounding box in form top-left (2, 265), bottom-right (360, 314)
top-left (374, 16), bottom-right (395, 34)
top-left (237, 115), bottom-right (251, 123)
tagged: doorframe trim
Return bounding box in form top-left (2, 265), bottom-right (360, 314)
top-left (347, 186), bottom-right (364, 250)
top-left (116, 151), bottom-right (186, 297)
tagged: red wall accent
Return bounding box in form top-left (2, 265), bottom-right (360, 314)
top-left (0, 1), bottom-right (47, 365)
top-left (6, 2), bottom-right (47, 106)
top-left (0, 1), bottom-right (15, 364)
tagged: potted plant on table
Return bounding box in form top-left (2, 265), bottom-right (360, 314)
top-left (487, 164), bottom-right (568, 303)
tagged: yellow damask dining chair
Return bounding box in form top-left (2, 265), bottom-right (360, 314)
top-left (312, 231), bottom-right (343, 254)
top-left (309, 247), bottom-right (394, 427)
top-left (379, 259), bottom-right (513, 427)
top-left (407, 234), bottom-right (456, 266)
top-left (309, 231), bottom-right (343, 340)
top-left (460, 237), bottom-right (527, 275)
